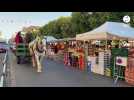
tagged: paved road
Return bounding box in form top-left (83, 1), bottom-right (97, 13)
top-left (9, 50), bottom-right (132, 87)
top-left (0, 52), bottom-right (11, 87)
top-left (0, 53), bottom-right (5, 76)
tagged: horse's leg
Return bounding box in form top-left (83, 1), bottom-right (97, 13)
top-left (32, 55), bottom-right (36, 68)
top-left (39, 55), bottom-right (43, 71)
top-left (35, 52), bottom-right (42, 72)
top-left (40, 54), bottom-right (44, 70)
top-left (30, 48), bottom-right (36, 68)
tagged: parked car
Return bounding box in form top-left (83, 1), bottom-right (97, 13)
top-left (0, 42), bottom-right (8, 53)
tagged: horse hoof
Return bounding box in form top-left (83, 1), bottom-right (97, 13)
top-left (37, 70), bottom-right (42, 72)
top-left (37, 69), bottom-right (42, 72)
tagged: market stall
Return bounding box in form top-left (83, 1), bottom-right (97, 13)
top-left (64, 39), bottom-right (85, 71)
top-left (76, 21), bottom-right (134, 84)
top-left (47, 38), bottom-right (76, 62)
top-left (47, 37), bottom-right (85, 71)
top-left (43, 36), bottom-right (58, 59)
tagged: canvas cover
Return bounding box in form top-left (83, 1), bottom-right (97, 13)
top-left (76, 22), bottom-right (134, 40)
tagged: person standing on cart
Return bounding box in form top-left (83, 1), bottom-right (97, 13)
top-left (15, 31), bottom-right (24, 63)
top-left (15, 31), bottom-right (23, 45)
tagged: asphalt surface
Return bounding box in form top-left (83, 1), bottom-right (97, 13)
top-left (0, 52), bottom-right (11, 87)
top-left (8, 50), bottom-right (133, 87)
top-left (0, 53), bottom-right (5, 76)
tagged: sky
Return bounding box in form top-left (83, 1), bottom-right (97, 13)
top-left (0, 12), bottom-right (71, 40)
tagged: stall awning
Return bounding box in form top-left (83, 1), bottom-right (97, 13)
top-left (76, 21), bottom-right (134, 41)
top-left (44, 36), bottom-right (57, 42)
top-left (52, 37), bottom-right (76, 42)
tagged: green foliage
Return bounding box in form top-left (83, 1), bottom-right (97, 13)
top-left (39, 12), bottom-right (134, 39)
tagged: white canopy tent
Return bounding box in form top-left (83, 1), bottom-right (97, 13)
top-left (76, 21), bottom-right (134, 41)
top-left (43, 36), bottom-right (57, 43)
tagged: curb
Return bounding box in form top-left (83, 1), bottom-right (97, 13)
top-left (9, 51), bottom-right (16, 87)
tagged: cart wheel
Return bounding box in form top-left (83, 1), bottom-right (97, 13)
top-left (17, 56), bottom-right (20, 64)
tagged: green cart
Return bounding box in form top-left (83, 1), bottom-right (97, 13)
top-left (16, 43), bottom-right (31, 64)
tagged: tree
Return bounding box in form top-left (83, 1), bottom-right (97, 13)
top-left (56, 16), bottom-right (74, 38)
top-left (40, 16), bottom-right (73, 39)
top-left (40, 12), bottom-right (134, 39)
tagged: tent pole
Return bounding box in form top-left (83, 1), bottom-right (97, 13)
top-left (132, 40), bottom-right (134, 48)
top-left (119, 39), bottom-right (122, 48)
top-left (84, 40), bottom-right (87, 72)
top-left (132, 41), bottom-right (134, 47)
top-left (105, 39), bottom-right (108, 50)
